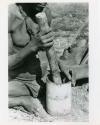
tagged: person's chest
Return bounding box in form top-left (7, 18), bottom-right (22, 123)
top-left (11, 17), bottom-right (30, 47)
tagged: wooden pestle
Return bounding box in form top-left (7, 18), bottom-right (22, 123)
top-left (36, 12), bottom-right (62, 84)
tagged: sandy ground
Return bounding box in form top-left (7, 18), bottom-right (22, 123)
top-left (9, 83), bottom-right (89, 122)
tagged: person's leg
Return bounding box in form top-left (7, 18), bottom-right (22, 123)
top-left (8, 80), bottom-right (38, 112)
top-left (8, 96), bottom-right (39, 113)
top-left (8, 80), bottom-right (53, 121)
top-left (9, 95), bottom-right (53, 121)
top-left (8, 80), bottom-right (30, 97)
top-left (8, 80), bottom-right (40, 109)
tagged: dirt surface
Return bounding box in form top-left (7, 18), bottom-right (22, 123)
top-left (9, 84), bottom-right (89, 122)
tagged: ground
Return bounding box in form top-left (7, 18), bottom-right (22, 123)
top-left (9, 84), bottom-right (89, 122)
top-left (9, 3), bottom-right (89, 122)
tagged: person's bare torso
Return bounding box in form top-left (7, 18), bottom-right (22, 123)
top-left (8, 4), bottom-right (46, 81)
top-left (11, 20), bottom-right (30, 47)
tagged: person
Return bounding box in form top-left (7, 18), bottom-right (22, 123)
top-left (8, 3), bottom-right (54, 120)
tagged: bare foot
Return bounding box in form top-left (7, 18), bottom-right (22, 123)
top-left (22, 97), bottom-right (54, 121)
top-left (31, 98), bottom-right (54, 121)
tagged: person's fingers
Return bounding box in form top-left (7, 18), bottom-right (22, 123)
top-left (42, 36), bottom-right (54, 44)
top-left (43, 41), bottom-right (54, 47)
top-left (41, 31), bottom-right (55, 40)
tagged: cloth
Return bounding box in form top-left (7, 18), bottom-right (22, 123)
top-left (9, 79), bottom-right (40, 98)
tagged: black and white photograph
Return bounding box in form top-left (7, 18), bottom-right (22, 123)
top-left (8, 2), bottom-right (89, 122)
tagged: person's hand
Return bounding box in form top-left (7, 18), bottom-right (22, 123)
top-left (39, 28), bottom-right (54, 48)
top-left (30, 28), bottom-right (54, 51)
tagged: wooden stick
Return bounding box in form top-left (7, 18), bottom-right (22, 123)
top-left (36, 12), bottom-right (62, 84)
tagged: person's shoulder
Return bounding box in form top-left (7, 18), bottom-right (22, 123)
top-left (8, 4), bottom-right (19, 15)
top-left (8, 4), bottom-right (24, 20)
top-left (8, 4), bottom-right (24, 32)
